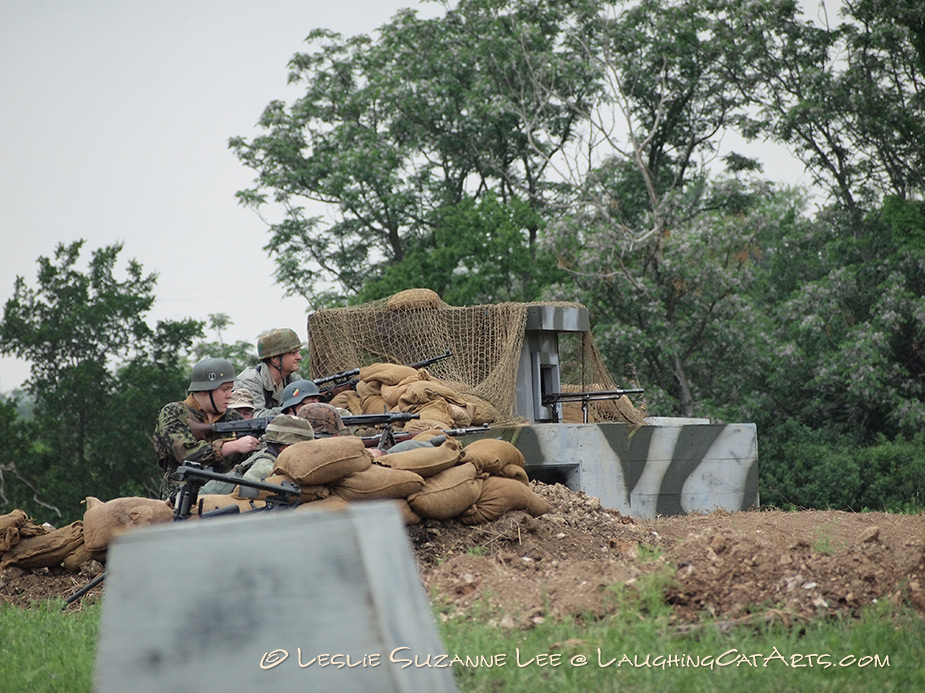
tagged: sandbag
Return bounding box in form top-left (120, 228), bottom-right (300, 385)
top-left (394, 498), bottom-right (422, 526)
top-left (0, 521), bottom-right (84, 570)
top-left (401, 418), bottom-right (455, 435)
top-left (332, 465), bottom-right (424, 501)
top-left (448, 403), bottom-right (473, 427)
top-left (464, 438), bottom-right (526, 475)
top-left (359, 363), bottom-right (421, 386)
top-left (386, 287), bottom-right (442, 310)
top-left (408, 462), bottom-right (485, 520)
top-left (62, 543), bottom-right (107, 572)
top-left (498, 463), bottom-right (530, 485)
top-left (274, 436), bottom-right (371, 485)
top-left (0, 509), bottom-right (30, 553)
top-left (460, 394), bottom-right (500, 426)
top-left (263, 473), bottom-right (329, 503)
top-left (398, 380), bottom-right (469, 408)
top-left (458, 477), bottom-right (552, 526)
top-left (294, 495), bottom-right (351, 514)
top-left (83, 496), bottom-right (174, 552)
top-left (231, 473), bottom-right (303, 505)
top-left (359, 394), bottom-right (389, 415)
top-left (329, 390), bottom-right (363, 415)
top-left (355, 380), bottom-right (382, 398)
top-left (378, 439), bottom-right (463, 478)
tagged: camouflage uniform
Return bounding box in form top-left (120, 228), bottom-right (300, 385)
top-left (152, 394), bottom-right (247, 498)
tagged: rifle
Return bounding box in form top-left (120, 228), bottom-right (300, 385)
top-left (63, 463), bottom-right (301, 609)
top-left (542, 388), bottom-right (645, 423)
top-left (314, 350), bottom-right (453, 401)
top-left (360, 424), bottom-right (492, 451)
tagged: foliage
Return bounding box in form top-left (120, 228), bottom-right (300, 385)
top-left (0, 241), bottom-right (203, 520)
top-left (231, 0), bottom-right (602, 306)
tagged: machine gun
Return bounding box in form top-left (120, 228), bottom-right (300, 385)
top-left (542, 388), bottom-right (645, 423)
top-left (62, 463), bottom-right (301, 609)
top-left (359, 424), bottom-right (492, 451)
top-left (314, 350), bottom-right (453, 401)
top-left (190, 411), bottom-right (421, 442)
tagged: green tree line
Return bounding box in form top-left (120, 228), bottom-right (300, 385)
top-left (2, 0), bottom-right (923, 521)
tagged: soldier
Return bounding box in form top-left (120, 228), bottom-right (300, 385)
top-left (295, 402), bottom-right (347, 438)
top-left (280, 379), bottom-right (322, 415)
top-left (226, 388), bottom-right (256, 419)
top-left (200, 414), bottom-right (315, 494)
top-left (234, 327), bottom-right (305, 418)
top-left (152, 357), bottom-right (261, 498)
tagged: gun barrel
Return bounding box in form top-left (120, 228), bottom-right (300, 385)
top-left (342, 412), bottom-right (420, 427)
top-left (542, 388), bottom-right (644, 405)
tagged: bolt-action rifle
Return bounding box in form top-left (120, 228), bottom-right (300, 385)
top-left (360, 423), bottom-right (492, 451)
top-left (313, 350), bottom-right (453, 401)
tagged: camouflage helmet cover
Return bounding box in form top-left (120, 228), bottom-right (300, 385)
top-left (264, 414), bottom-right (315, 444)
top-left (227, 389), bottom-right (255, 410)
top-left (296, 402), bottom-right (346, 437)
top-left (257, 328), bottom-right (305, 360)
top-left (281, 379), bottom-right (321, 411)
top-left (188, 357), bottom-right (236, 392)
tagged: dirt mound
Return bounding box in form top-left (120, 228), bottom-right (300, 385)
top-left (4, 482), bottom-right (925, 627)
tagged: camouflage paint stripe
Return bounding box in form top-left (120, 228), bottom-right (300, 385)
top-left (653, 425), bottom-right (726, 516)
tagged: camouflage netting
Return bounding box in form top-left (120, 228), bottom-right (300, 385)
top-left (307, 288), bottom-right (645, 424)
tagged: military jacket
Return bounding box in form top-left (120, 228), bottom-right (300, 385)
top-left (234, 363), bottom-right (301, 419)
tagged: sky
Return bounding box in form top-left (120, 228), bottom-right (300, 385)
top-left (0, 0), bottom-right (446, 391)
top-left (0, 0), bottom-right (824, 393)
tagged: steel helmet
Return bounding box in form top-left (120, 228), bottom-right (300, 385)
top-left (296, 402), bottom-right (346, 437)
top-left (281, 379), bottom-right (321, 411)
top-left (257, 328), bottom-right (305, 360)
top-left (264, 415), bottom-right (315, 444)
top-left (188, 358), bottom-right (236, 392)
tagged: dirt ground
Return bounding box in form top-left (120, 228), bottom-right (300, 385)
top-left (4, 481), bottom-right (925, 628)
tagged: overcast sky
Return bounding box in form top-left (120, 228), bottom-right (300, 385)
top-left (0, 0), bottom-right (822, 393)
top-left (0, 0), bottom-right (448, 391)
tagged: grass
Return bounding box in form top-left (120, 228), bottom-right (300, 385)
top-left (0, 599), bottom-right (99, 693)
top-left (2, 574), bottom-right (923, 692)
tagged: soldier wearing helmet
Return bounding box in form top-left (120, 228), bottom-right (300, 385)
top-left (199, 414), bottom-right (315, 494)
top-left (280, 379), bottom-right (322, 415)
top-left (233, 328), bottom-right (305, 418)
top-left (152, 357), bottom-right (262, 498)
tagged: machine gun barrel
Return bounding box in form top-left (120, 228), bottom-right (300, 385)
top-left (542, 388), bottom-right (645, 423)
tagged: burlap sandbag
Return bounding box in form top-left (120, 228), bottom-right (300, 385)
top-left (355, 379), bottom-right (382, 398)
top-left (378, 439), bottom-right (463, 478)
top-left (464, 439), bottom-right (526, 475)
top-left (394, 498), bottom-right (422, 526)
top-left (448, 403), bottom-right (474, 427)
top-left (195, 494), bottom-right (267, 515)
top-left (359, 363), bottom-right (420, 386)
top-left (498, 463), bottom-right (530, 485)
top-left (460, 394), bottom-right (500, 426)
top-left (408, 462), bottom-right (485, 520)
top-left (62, 543), bottom-right (107, 572)
top-left (385, 287), bottom-right (442, 310)
top-left (294, 495), bottom-right (350, 514)
top-left (359, 394), bottom-right (389, 415)
top-left (332, 465), bottom-right (424, 501)
top-left (382, 372), bottom-right (426, 408)
top-left (407, 400), bottom-right (455, 427)
top-left (459, 477), bottom-right (552, 526)
top-left (0, 521), bottom-right (85, 570)
top-left (398, 380), bottom-right (469, 408)
top-left (262, 473), bottom-right (330, 503)
top-left (331, 390), bottom-right (364, 415)
top-left (274, 436), bottom-right (371, 485)
top-left (0, 509), bottom-right (30, 553)
top-left (83, 497), bottom-right (174, 552)
top-left (401, 418), bottom-right (453, 435)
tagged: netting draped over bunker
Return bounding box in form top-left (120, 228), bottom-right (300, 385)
top-left (307, 289), bottom-right (630, 423)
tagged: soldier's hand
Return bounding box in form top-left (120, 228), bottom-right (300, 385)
top-left (221, 435), bottom-right (260, 456)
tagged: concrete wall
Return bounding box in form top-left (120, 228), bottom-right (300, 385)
top-left (509, 421), bottom-right (759, 518)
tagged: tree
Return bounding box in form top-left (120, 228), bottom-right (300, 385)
top-left (0, 241), bottom-right (202, 519)
top-left (231, 0), bottom-right (602, 306)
